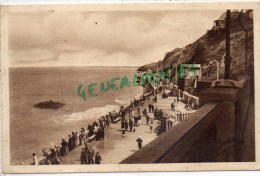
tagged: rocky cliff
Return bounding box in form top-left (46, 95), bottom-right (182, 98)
top-left (137, 10), bottom-right (254, 80)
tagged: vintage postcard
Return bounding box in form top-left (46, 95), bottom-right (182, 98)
top-left (1, 2), bottom-right (260, 173)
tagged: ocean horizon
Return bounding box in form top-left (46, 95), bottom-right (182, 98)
top-left (9, 65), bottom-right (140, 69)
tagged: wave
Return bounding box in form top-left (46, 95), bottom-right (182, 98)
top-left (114, 99), bottom-right (130, 106)
top-left (134, 93), bottom-right (143, 99)
top-left (64, 104), bottom-right (120, 123)
top-left (65, 92), bottom-right (144, 123)
top-left (115, 93), bottom-right (143, 106)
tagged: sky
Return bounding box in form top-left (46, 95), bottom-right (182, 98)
top-left (8, 10), bottom-right (223, 67)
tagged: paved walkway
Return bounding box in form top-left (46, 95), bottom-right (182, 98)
top-left (60, 93), bottom-right (194, 164)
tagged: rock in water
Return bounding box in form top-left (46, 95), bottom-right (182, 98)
top-left (33, 100), bottom-right (65, 110)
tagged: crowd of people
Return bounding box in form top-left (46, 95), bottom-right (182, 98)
top-left (119, 91), bottom-right (172, 138)
top-left (80, 146), bottom-right (102, 164)
top-left (31, 94), bottom-right (147, 165)
top-left (36, 117), bottom-right (107, 165)
top-left (32, 80), bottom-right (198, 165)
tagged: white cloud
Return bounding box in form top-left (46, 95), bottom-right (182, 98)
top-left (8, 11), bottom-right (222, 67)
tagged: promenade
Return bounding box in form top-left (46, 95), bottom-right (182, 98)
top-left (60, 93), bottom-right (194, 164)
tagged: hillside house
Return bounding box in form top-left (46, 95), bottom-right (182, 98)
top-left (178, 64), bottom-right (201, 79)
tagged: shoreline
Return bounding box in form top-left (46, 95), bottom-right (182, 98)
top-left (58, 90), bottom-right (195, 164)
top-left (13, 84), bottom-right (196, 165)
top-left (12, 88), bottom-right (147, 165)
top-left (60, 93), bottom-right (159, 164)
top-left (9, 67), bottom-right (143, 165)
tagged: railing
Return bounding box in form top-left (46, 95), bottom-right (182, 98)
top-left (199, 76), bottom-right (216, 82)
top-left (121, 77), bottom-right (254, 163)
top-left (136, 73), bottom-right (157, 91)
top-left (146, 78), bottom-right (157, 91)
top-left (182, 91), bottom-right (199, 105)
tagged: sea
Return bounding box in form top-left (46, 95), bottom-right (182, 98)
top-left (9, 66), bottom-right (143, 165)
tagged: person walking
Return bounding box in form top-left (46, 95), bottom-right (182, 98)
top-left (136, 136), bottom-right (143, 149)
top-left (68, 135), bottom-right (73, 151)
top-left (125, 119), bottom-right (129, 132)
top-left (149, 123), bottom-right (153, 133)
top-left (32, 153), bottom-right (39, 165)
top-left (150, 117), bottom-right (154, 125)
top-left (146, 115), bottom-right (150, 125)
top-left (143, 108), bottom-right (149, 125)
top-left (71, 132), bottom-right (76, 149)
top-left (129, 118), bottom-right (134, 132)
top-left (137, 114), bottom-right (142, 126)
top-left (158, 109), bottom-right (164, 120)
top-left (154, 95), bottom-right (157, 103)
top-left (61, 139), bottom-right (68, 156)
top-left (121, 110), bottom-right (126, 121)
top-left (134, 115), bottom-right (138, 126)
top-left (86, 149), bottom-right (91, 165)
top-left (80, 148), bottom-right (87, 164)
top-left (143, 108), bottom-right (148, 117)
top-left (137, 106), bottom-right (140, 114)
top-left (75, 132), bottom-right (79, 147)
top-left (171, 102), bottom-right (175, 111)
top-left (55, 146), bottom-right (62, 162)
top-left (49, 148), bottom-right (60, 165)
top-left (151, 104), bottom-right (155, 112)
top-left (81, 128), bottom-right (87, 145)
top-left (154, 108), bottom-right (158, 120)
top-left (79, 128), bottom-right (84, 145)
top-left (128, 108), bottom-right (133, 118)
top-left (156, 123), bottom-right (162, 136)
top-left (109, 112), bottom-right (114, 124)
top-left (106, 115), bottom-right (110, 127)
top-left (95, 152), bottom-right (102, 164)
top-left (130, 101), bottom-right (134, 108)
top-left (121, 120), bottom-right (125, 131)
top-left (148, 104), bottom-right (152, 113)
top-left (88, 147), bottom-right (95, 164)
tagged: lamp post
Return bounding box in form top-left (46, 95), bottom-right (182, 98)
top-left (168, 66), bottom-right (171, 83)
top-left (225, 10), bottom-right (231, 79)
top-left (173, 63), bottom-right (178, 85)
top-left (210, 60), bottom-right (220, 80)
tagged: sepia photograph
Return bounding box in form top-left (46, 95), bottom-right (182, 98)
top-left (1, 2), bottom-right (260, 173)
